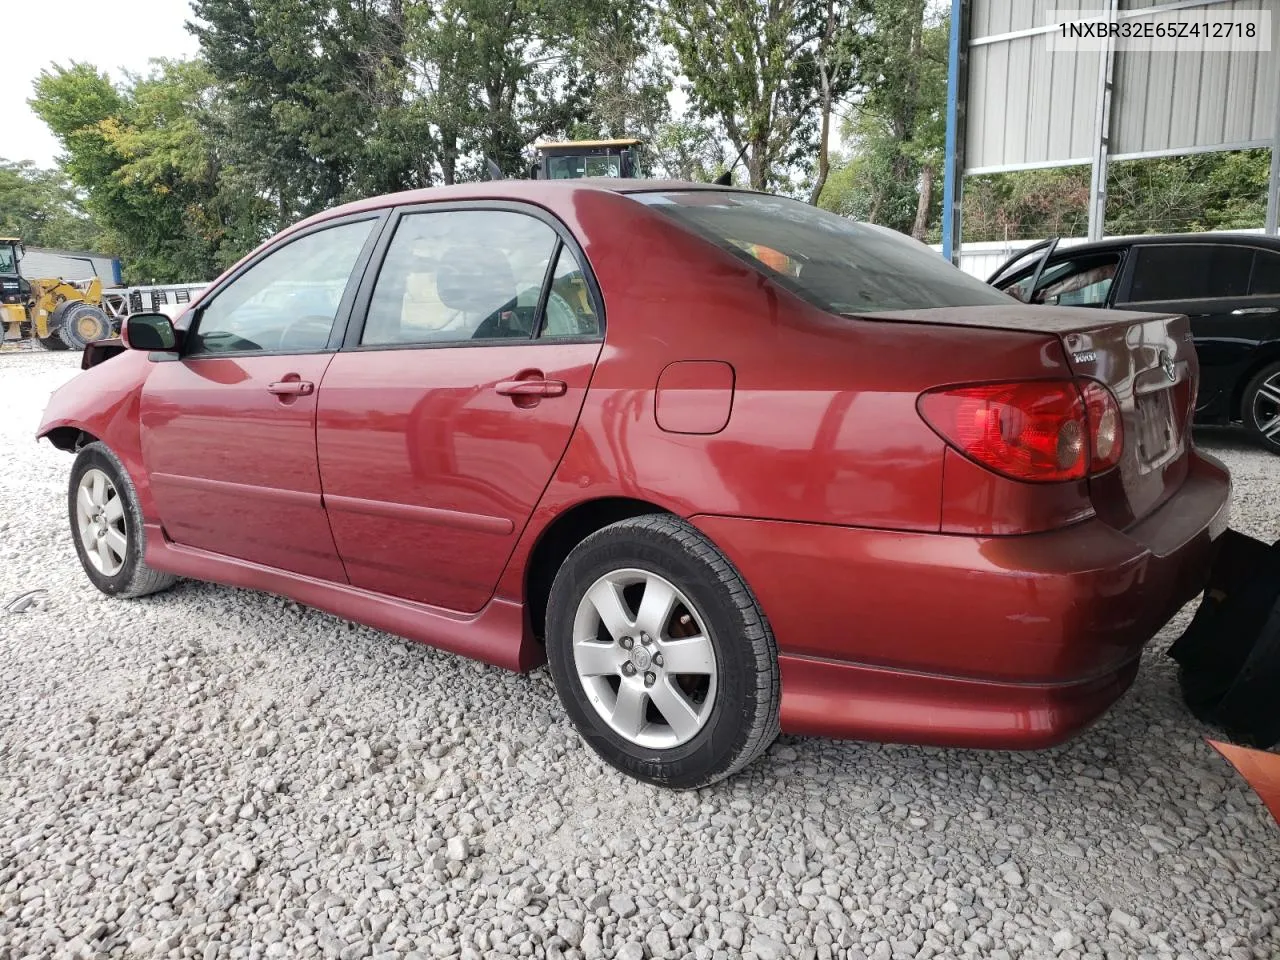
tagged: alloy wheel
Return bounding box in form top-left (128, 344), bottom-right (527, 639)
top-left (76, 467), bottom-right (127, 576)
top-left (571, 568), bottom-right (718, 749)
top-left (1251, 371), bottom-right (1280, 443)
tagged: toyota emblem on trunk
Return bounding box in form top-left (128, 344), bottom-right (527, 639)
top-left (1160, 351), bottom-right (1176, 382)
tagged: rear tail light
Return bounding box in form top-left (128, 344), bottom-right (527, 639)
top-left (919, 379), bottom-right (1123, 483)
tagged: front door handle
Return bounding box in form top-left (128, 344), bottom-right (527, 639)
top-left (267, 380), bottom-right (314, 396)
top-left (1231, 306), bottom-right (1279, 316)
top-left (495, 378), bottom-right (567, 398)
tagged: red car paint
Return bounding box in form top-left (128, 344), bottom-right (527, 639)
top-left (38, 180), bottom-right (1232, 748)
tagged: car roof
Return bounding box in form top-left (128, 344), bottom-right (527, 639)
top-left (301, 179), bottom-right (747, 229)
top-left (1047, 232), bottom-right (1280, 256)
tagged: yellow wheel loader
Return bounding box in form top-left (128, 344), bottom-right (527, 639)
top-left (1, 238), bottom-right (114, 351)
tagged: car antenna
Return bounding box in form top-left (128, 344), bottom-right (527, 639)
top-left (713, 144), bottom-right (750, 186)
top-left (485, 158), bottom-right (505, 181)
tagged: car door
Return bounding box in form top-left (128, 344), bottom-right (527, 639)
top-left (1112, 242), bottom-right (1264, 421)
top-left (316, 203), bottom-right (604, 613)
top-left (139, 215), bottom-right (383, 581)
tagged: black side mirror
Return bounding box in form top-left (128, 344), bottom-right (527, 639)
top-left (123, 312), bottom-right (178, 352)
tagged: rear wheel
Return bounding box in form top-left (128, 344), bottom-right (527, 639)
top-left (56, 302), bottom-right (112, 350)
top-left (1243, 361), bottom-right (1280, 454)
top-left (68, 443), bottom-right (177, 598)
top-left (545, 514), bottom-right (779, 788)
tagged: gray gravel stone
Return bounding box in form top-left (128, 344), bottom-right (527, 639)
top-left (0, 353), bottom-right (1276, 960)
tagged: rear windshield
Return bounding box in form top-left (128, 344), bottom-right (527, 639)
top-left (634, 191), bottom-right (1012, 314)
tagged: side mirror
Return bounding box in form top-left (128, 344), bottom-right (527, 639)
top-left (122, 312), bottom-right (178, 352)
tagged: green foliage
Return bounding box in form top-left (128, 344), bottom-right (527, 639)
top-left (960, 150), bottom-right (1271, 242)
top-left (661, 0), bottom-right (860, 191)
top-left (818, 0), bottom-right (946, 237)
top-left (30, 61), bottom-right (252, 283)
top-left (1106, 150), bottom-right (1271, 236)
top-left (0, 159), bottom-right (103, 252)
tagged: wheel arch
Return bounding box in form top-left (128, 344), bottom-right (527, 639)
top-left (41, 425), bottom-right (100, 453)
top-left (523, 496), bottom-right (674, 641)
top-left (1230, 347), bottom-right (1280, 421)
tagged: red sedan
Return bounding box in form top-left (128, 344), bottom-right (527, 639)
top-left (38, 182), bottom-right (1231, 787)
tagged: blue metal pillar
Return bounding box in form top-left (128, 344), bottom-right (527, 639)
top-left (941, 0), bottom-right (970, 264)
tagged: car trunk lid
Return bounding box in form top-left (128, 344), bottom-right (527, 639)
top-left (852, 304), bottom-right (1197, 530)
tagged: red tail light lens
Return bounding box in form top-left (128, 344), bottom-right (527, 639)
top-left (919, 380), bottom-right (1123, 483)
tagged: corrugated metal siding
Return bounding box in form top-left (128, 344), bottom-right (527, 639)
top-left (966, 0), bottom-right (1099, 171)
top-left (18, 249), bottom-right (118, 283)
top-left (1112, 0), bottom-right (1280, 155)
top-left (965, 0), bottom-right (1280, 173)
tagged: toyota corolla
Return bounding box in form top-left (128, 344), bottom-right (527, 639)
top-left (38, 181), bottom-right (1231, 787)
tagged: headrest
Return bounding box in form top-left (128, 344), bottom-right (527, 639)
top-left (435, 246), bottom-right (516, 313)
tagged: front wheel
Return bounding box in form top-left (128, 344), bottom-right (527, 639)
top-left (68, 443), bottom-right (177, 598)
top-left (1243, 361), bottom-right (1280, 454)
top-left (56, 302), bottom-right (113, 350)
top-left (545, 514), bottom-right (779, 788)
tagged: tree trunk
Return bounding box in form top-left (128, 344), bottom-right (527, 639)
top-left (748, 143), bottom-right (767, 192)
top-left (911, 163), bottom-right (934, 240)
top-left (809, 0), bottom-right (839, 206)
top-left (809, 67), bottom-right (833, 205)
top-left (441, 136), bottom-right (457, 186)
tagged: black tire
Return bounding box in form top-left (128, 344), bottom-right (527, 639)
top-left (68, 443), bottom-right (178, 599)
top-left (545, 514), bottom-right (780, 788)
top-left (1242, 361), bottom-right (1280, 454)
top-left (36, 329), bottom-right (70, 351)
top-left (56, 302), bottom-right (112, 351)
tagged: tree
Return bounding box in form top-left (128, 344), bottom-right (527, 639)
top-left (30, 61), bottom-right (239, 282)
top-left (662, 0), bottom-right (860, 192)
top-left (821, 0), bottom-right (946, 238)
top-left (191, 0), bottom-right (429, 225)
top-left (0, 160), bottom-right (103, 252)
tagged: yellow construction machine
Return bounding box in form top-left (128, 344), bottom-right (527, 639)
top-left (1, 238), bottom-right (114, 350)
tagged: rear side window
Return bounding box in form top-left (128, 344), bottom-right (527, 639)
top-left (633, 191), bottom-right (1012, 314)
top-left (1126, 244), bottom-right (1252, 302)
top-left (362, 210), bottom-right (558, 345)
top-left (1250, 249), bottom-right (1280, 295)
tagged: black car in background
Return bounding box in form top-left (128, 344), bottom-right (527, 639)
top-left (988, 233), bottom-right (1280, 454)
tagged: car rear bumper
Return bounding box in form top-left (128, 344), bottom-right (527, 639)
top-left (690, 451), bottom-right (1231, 748)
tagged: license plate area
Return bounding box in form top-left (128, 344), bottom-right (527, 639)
top-left (1134, 388), bottom-right (1178, 470)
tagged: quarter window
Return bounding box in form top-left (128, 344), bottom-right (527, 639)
top-left (1126, 244), bottom-right (1252, 302)
top-left (362, 211), bottom-right (558, 346)
top-left (540, 247), bottom-right (600, 338)
top-left (187, 220), bottom-right (375, 356)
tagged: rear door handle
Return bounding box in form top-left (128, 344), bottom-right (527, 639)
top-left (495, 378), bottom-right (567, 398)
top-left (267, 380), bottom-right (314, 396)
top-left (1231, 307), bottom-right (1279, 316)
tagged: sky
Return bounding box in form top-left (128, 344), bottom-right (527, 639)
top-left (5, 0), bottom-right (201, 168)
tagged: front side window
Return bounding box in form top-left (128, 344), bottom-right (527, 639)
top-left (362, 210), bottom-right (558, 346)
top-left (1036, 255), bottom-right (1121, 306)
top-left (1125, 244), bottom-right (1253, 302)
top-left (634, 191), bottom-right (1014, 314)
top-left (188, 220), bottom-right (375, 356)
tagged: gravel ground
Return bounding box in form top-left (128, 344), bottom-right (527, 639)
top-left (1, 350), bottom-right (1277, 960)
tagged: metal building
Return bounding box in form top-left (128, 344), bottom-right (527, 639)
top-left (18, 247), bottom-right (123, 285)
top-left (942, 0), bottom-right (1280, 260)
